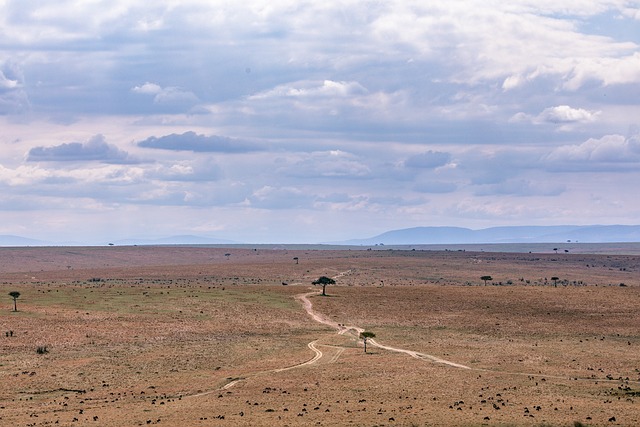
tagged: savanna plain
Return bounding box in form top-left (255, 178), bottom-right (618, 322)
top-left (1, 245), bottom-right (639, 426)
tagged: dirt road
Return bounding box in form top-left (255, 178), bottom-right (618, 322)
top-left (296, 289), bottom-right (471, 369)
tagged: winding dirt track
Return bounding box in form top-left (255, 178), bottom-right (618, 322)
top-left (188, 280), bottom-right (639, 397)
top-left (295, 290), bottom-right (471, 370)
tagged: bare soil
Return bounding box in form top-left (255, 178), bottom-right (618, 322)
top-left (1, 246), bottom-right (639, 426)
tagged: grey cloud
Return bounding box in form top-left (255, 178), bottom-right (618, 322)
top-left (0, 61), bottom-right (29, 114)
top-left (459, 149), bottom-right (538, 185)
top-left (248, 186), bottom-right (315, 209)
top-left (366, 195), bottom-right (426, 207)
top-left (27, 135), bottom-right (138, 164)
top-left (474, 179), bottom-right (565, 197)
top-left (413, 180), bottom-right (457, 194)
top-left (404, 151), bottom-right (452, 169)
top-left (279, 151), bottom-right (372, 179)
top-left (137, 131), bottom-right (264, 153)
top-left (317, 193), bottom-right (353, 203)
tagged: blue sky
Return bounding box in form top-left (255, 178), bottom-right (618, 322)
top-left (1, 1), bottom-right (639, 244)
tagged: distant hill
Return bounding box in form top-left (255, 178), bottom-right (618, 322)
top-left (0, 235), bottom-right (51, 246)
top-left (112, 235), bottom-right (237, 246)
top-left (339, 225), bottom-right (640, 245)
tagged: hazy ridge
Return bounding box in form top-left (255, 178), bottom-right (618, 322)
top-left (338, 225), bottom-right (640, 245)
top-left (2, 225), bottom-right (640, 248)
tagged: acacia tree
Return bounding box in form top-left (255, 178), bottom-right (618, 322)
top-left (312, 276), bottom-right (335, 296)
top-left (360, 331), bottom-right (376, 353)
top-left (480, 275), bottom-right (493, 286)
top-left (551, 276), bottom-right (559, 287)
top-left (8, 291), bottom-right (20, 312)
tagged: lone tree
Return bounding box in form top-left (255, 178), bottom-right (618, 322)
top-left (312, 276), bottom-right (335, 296)
top-left (293, 257), bottom-right (299, 264)
top-left (551, 276), bottom-right (559, 287)
top-left (8, 291), bottom-right (20, 312)
top-left (480, 275), bottom-right (493, 286)
top-left (360, 331), bottom-right (376, 353)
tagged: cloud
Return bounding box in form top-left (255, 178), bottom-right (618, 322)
top-left (563, 52), bottom-right (640, 90)
top-left (413, 180), bottom-right (457, 194)
top-left (132, 82), bottom-right (198, 106)
top-left (137, 131), bottom-right (264, 153)
top-left (404, 150), bottom-right (452, 169)
top-left (510, 105), bottom-right (600, 129)
top-left (622, 7), bottom-right (640, 20)
top-left (458, 148), bottom-right (541, 185)
top-left (145, 159), bottom-right (223, 182)
top-left (474, 179), bottom-right (565, 197)
top-left (131, 82), bottom-right (161, 95)
top-left (278, 150), bottom-right (372, 178)
top-left (249, 80), bottom-right (369, 100)
top-left (26, 134), bottom-right (139, 164)
top-left (248, 186), bottom-right (315, 209)
top-left (0, 61), bottom-right (29, 114)
top-left (545, 133), bottom-right (640, 170)
top-left (235, 79), bottom-right (412, 135)
top-left (537, 105), bottom-right (599, 124)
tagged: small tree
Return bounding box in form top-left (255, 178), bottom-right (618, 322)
top-left (360, 331), bottom-right (376, 353)
top-left (9, 291), bottom-right (20, 312)
top-left (293, 257), bottom-right (299, 264)
top-left (551, 276), bottom-right (559, 287)
top-left (480, 276), bottom-right (492, 286)
top-left (312, 276), bottom-right (335, 296)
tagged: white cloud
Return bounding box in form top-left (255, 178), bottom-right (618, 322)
top-left (511, 105), bottom-right (600, 127)
top-left (538, 105), bottom-right (599, 124)
top-left (132, 82), bottom-right (198, 106)
top-left (132, 82), bottom-right (162, 95)
top-left (545, 133), bottom-right (640, 169)
top-left (622, 7), bottom-right (640, 20)
top-left (563, 52), bottom-right (640, 90)
top-left (249, 80), bottom-right (368, 100)
top-left (0, 71), bottom-right (19, 89)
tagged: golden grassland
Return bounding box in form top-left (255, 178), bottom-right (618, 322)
top-left (1, 246), bottom-right (639, 426)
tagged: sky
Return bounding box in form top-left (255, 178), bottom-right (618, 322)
top-left (1, 1), bottom-right (639, 244)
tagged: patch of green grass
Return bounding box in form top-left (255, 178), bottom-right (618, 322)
top-left (2, 285), bottom-right (299, 317)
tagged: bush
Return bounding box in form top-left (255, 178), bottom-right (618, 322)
top-left (36, 345), bottom-right (49, 354)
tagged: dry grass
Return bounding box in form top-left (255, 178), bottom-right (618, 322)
top-left (1, 246), bottom-right (639, 426)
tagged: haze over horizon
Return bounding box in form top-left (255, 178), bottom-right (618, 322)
top-left (1, 1), bottom-right (639, 244)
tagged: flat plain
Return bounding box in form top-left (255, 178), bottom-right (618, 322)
top-left (1, 246), bottom-right (639, 426)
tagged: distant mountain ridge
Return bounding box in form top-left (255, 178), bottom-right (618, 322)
top-left (2, 226), bottom-right (640, 247)
top-left (0, 235), bottom-right (51, 246)
top-left (112, 235), bottom-right (237, 246)
top-left (0, 234), bottom-right (236, 247)
top-left (340, 225), bottom-right (640, 245)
